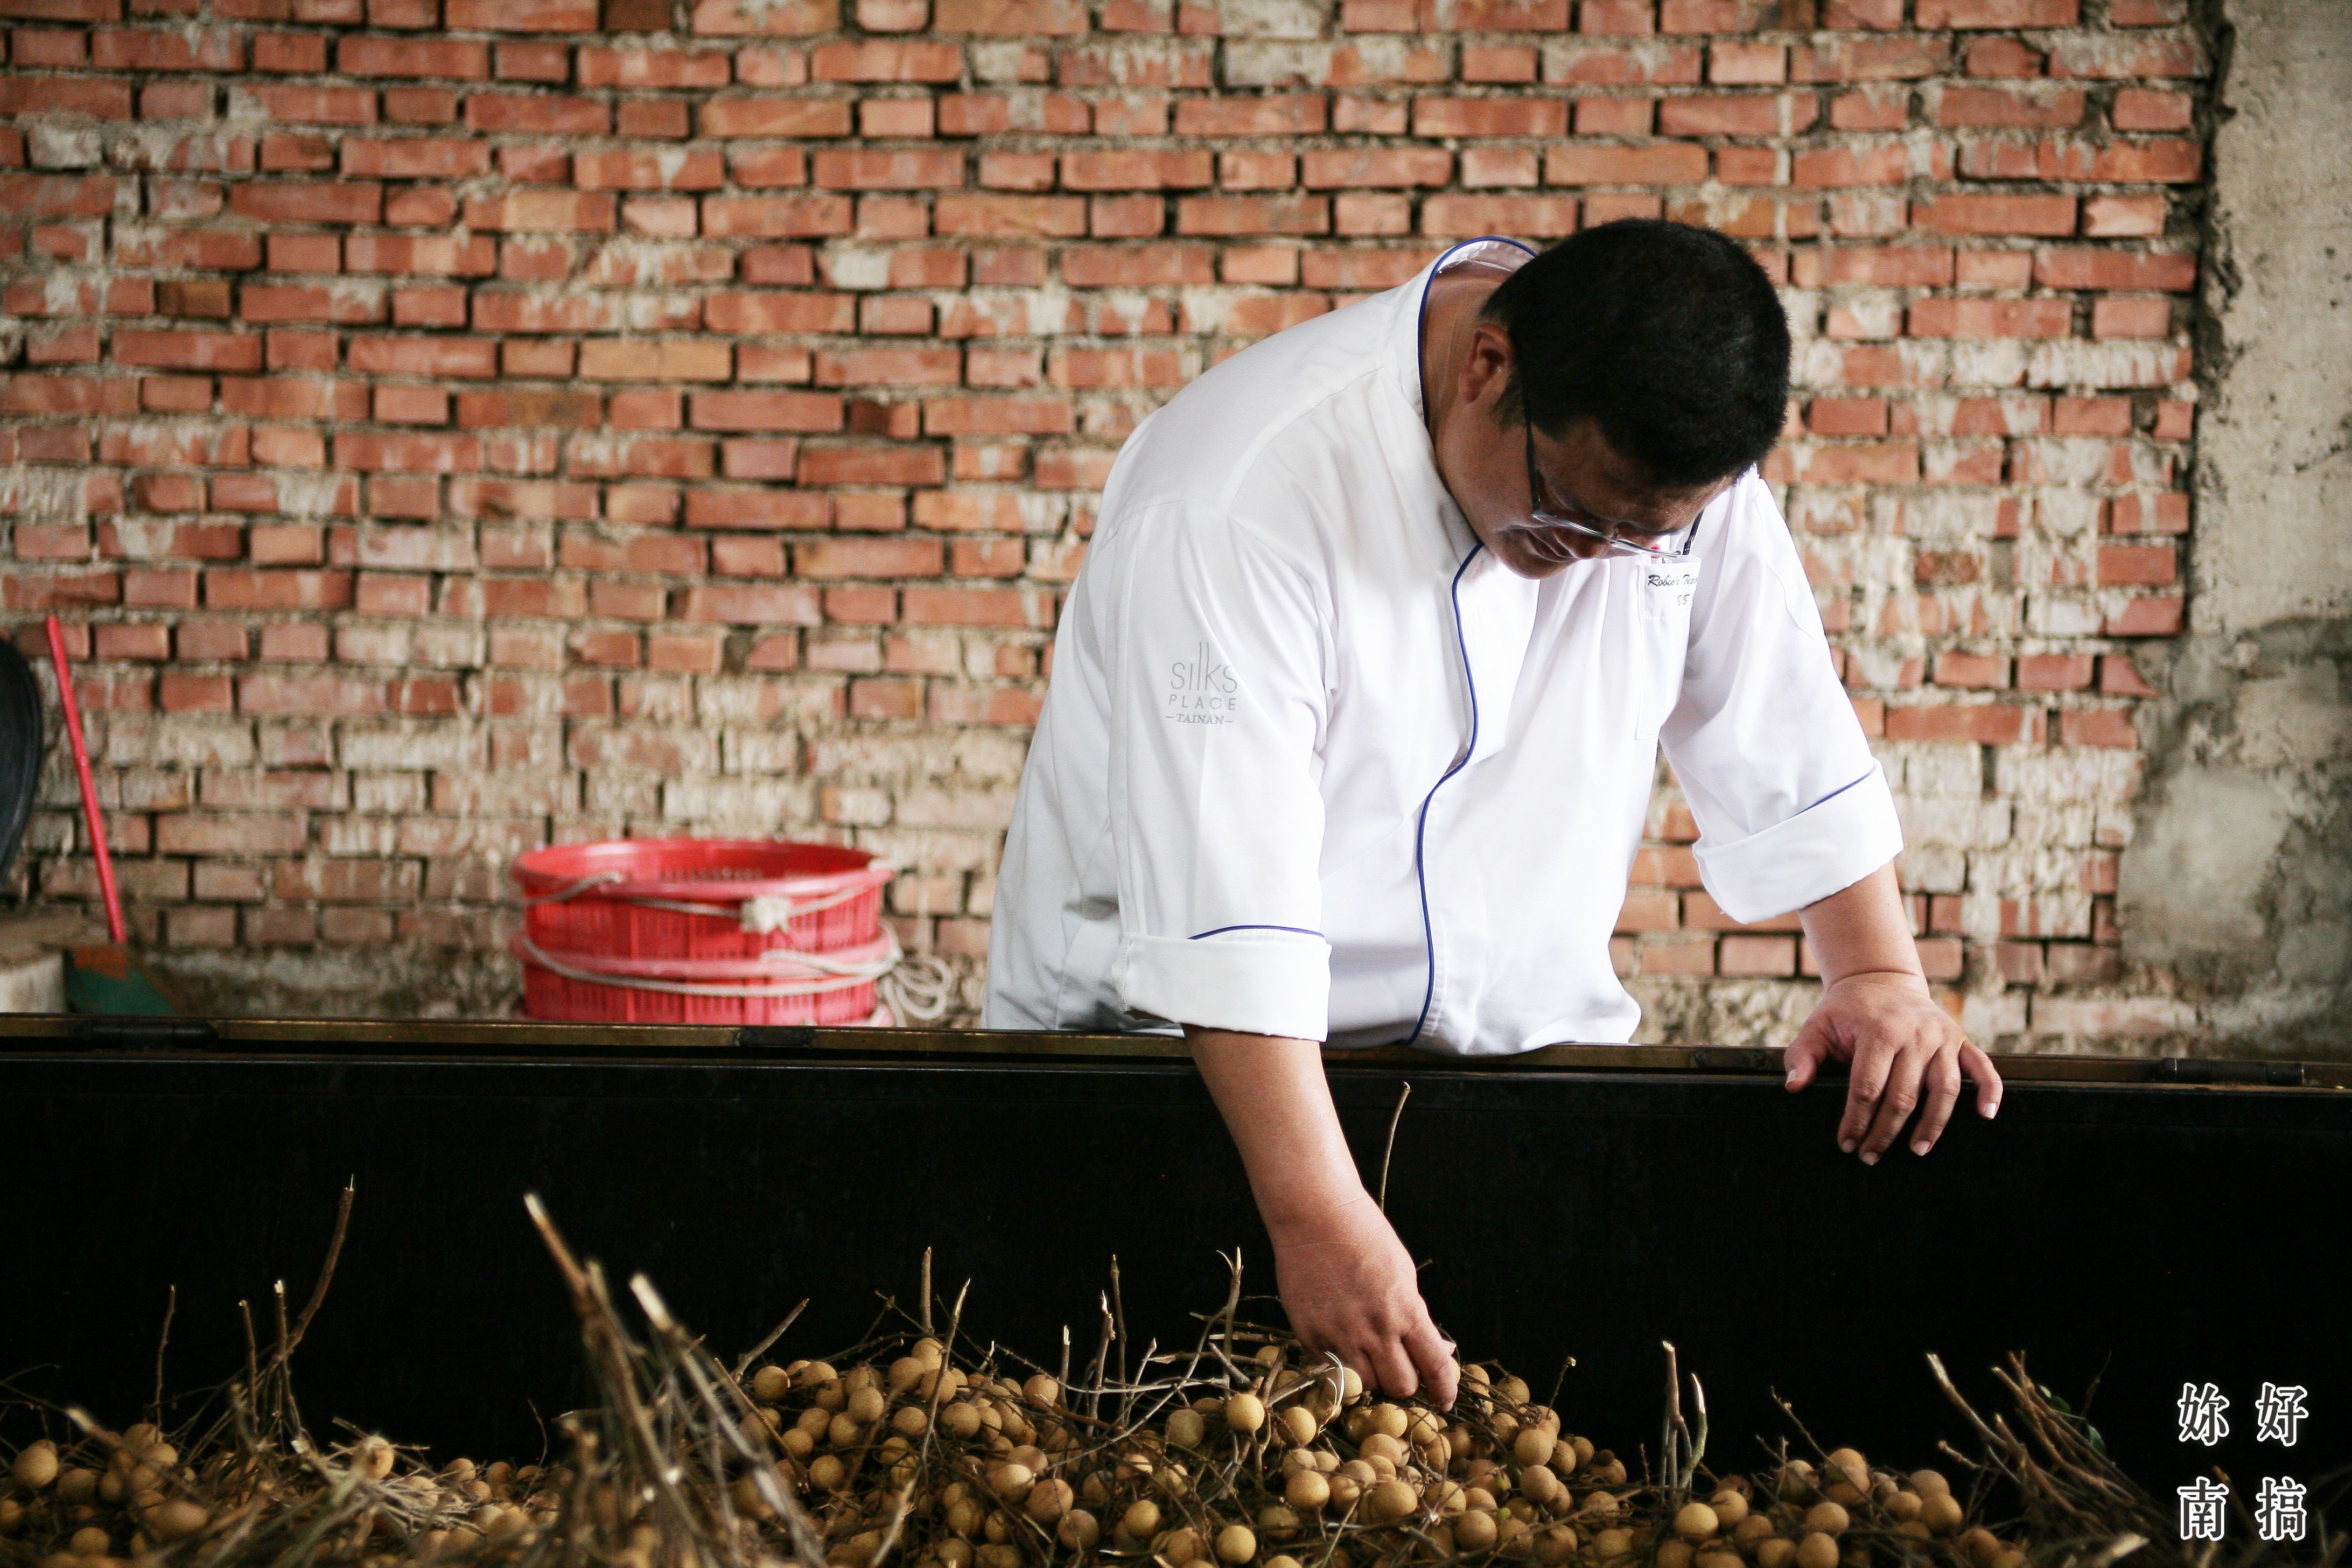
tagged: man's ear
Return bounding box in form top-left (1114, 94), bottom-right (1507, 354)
top-left (1458, 320), bottom-right (1514, 410)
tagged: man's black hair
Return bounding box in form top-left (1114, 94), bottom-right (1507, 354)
top-left (1483, 219), bottom-right (1791, 491)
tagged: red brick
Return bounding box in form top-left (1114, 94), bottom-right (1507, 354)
top-left (2058, 708), bottom-right (2137, 748)
top-left (708, 103), bottom-right (850, 149)
top-left (1908, 298), bottom-right (2074, 338)
top-left (1411, 97), bottom-right (1569, 137)
top-left (1883, 702), bottom-right (2038, 744)
top-left (1301, 148), bottom-right (1453, 188)
top-left (1544, 143), bottom-right (1709, 184)
top-left (1912, 193), bottom-right (2076, 236)
top-left (1916, 0), bottom-right (2075, 22)
top-left (809, 38), bottom-right (962, 79)
top-left (691, 389), bottom-right (845, 431)
top-left (1174, 95), bottom-right (1326, 135)
top-left (1063, 149), bottom-right (1214, 191)
top-left (339, 36), bottom-right (489, 76)
top-left (2096, 543), bottom-right (2175, 587)
top-left (813, 148), bottom-right (968, 189)
top-left (2033, 247), bottom-right (2196, 291)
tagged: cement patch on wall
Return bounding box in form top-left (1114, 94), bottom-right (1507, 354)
top-left (2118, 0), bottom-right (2352, 1049)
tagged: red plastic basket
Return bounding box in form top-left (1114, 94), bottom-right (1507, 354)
top-left (512, 838), bottom-right (891, 962)
top-left (510, 934), bottom-right (897, 1026)
top-left (508, 838), bottom-right (897, 1025)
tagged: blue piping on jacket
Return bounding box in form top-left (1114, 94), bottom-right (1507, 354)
top-left (1388, 239), bottom-right (1530, 1051)
top-left (1399, 542), bottom-right (1486, 1048)
top-left (1188, 925), bottom-right (1324, 940)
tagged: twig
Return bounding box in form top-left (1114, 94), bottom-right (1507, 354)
top-left (151, 1283), bottom-right (176, 1426)
top-left (1377, 1082), bottom-right (1413, 1213)
top-left (730, 1299), bottom-right (810, 1383)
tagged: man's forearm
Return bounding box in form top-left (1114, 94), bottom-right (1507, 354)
top-left (1798, 861), bottom-right (1924, 988)
top-left (1184, 1026), bottom-right (1367, 1236)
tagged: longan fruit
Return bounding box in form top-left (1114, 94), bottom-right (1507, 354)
top-left (1801, 1503), bottom-right (1848, 1537)
top-left (1368, 1478), bottom-right (1420, 1524)
top-left (1920, 1496), bottom-right (1964, 1536)
top-left (1710, 1492), bottom-right (1749, 1528)
top-left (1755, 1542), bottom-right (1796, 1568)
top-left (1286, 1471), bottom-right (1331, 1512)
top-left (1795, 1534), bottom-right (1840, 1568)
top-left (1528, 1524), bottom-right (1573, 1564)
top-left (14, 1444), bottom-right (60, 1491)
top-left (1455, 1511), bottom-right (1501, 1553)
top-left (1657, 1541), bottom-right (1696, 1568)
top-left (1124, 1500), bottom-right (1163, 1540)
top-left (1675, 1503), bottom-right (1720, 1542)
top-left (1167, 1409), bottom-right (1207, 1450)
top-left (1024, 1479), bottom-right (1072, 1524)
top-left (1226, 1394), bottom-right (1267, 1435)
top-left (1058, 1511), bottom-right (1101, 1551)
top-left (1909, 1471), bottom-right (1950, 1501)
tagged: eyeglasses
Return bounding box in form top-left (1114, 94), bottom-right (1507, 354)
top-left (1517, 423), bottom-right (1692, 563)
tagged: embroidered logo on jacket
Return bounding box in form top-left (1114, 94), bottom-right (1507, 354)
top-left (1165, 641), bottom-right (1239, 725)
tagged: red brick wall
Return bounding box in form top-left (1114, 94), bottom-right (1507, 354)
top-left (0, 0), bottom-right (2208, 1039)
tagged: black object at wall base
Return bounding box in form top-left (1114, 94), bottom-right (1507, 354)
top-left (2, 1020), bottom-right (2342, 1529)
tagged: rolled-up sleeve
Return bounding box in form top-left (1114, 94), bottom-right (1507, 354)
top-left (1100, 503), bottom-right (1334, 1039)
top-left (1663, 473), bottom-right (1903, 926)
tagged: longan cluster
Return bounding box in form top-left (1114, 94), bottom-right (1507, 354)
top-left (0, 1425), bottom-right (475, 1568)
top-left (726, 1341), bottom-right (2015, 1568)
top-left (1655, 1452), bottom-right (2024, 1568)
top-left (1, 1343), bottom-right (2025, 1568)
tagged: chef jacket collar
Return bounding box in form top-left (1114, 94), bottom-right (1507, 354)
top-left (1386, 236), bottom-right (1538, 424)
top-left (1381, 237), bottom-right (1538, 569)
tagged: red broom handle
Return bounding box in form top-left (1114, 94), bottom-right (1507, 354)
top-left (44, 614), bottom-right (126, 945)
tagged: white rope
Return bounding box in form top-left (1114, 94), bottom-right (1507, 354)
top-left (515, 932), bottom-right (900, 999)
top-left (878, 955), bottom-right (958, 1025)
top-left (517, 871), bottom-right (625, 906)
top-left (516, 871), bottom-right (881, 932)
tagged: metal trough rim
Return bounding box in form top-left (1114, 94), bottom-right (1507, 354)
top-left (0, 1011), bottom-right (2333, 1090)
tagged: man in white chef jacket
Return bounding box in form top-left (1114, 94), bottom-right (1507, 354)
top-left (984, 220), bottom-right (2004, 1407)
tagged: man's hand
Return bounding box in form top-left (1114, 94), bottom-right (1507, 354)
top-left (1793, 862), bottom-right (2003, 1161)
top-left (1269, 1191), bottom-right (1458, 1408)
top-left (1784, 971), bottom-right (2001, 1161)
top-left (1186, 1026), bottom-right (1458, 1410)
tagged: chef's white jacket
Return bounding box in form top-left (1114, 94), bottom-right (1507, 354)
top-left (983, 238), bottom-right (1902, 1054)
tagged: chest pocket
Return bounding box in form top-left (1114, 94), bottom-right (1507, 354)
top-left (1630, 557), bottom-right (1700, 741)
